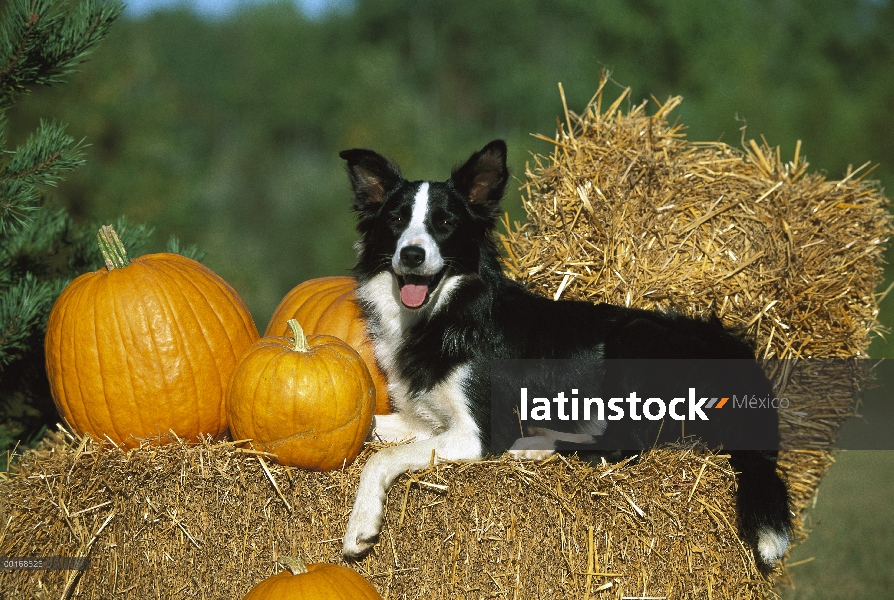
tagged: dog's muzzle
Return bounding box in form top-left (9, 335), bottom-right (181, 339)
top-left (395, 245), bottom-right (444, 308)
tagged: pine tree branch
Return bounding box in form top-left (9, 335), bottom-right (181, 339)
top-left (0, 0), bottom-right (60, 107)
top-left (0, 120), bottom-right (84, 235)
top-left (0, 273), bottom-right (54, 367)
top-left (42, 1), bottom-right (122, 86)
top-left (4, 151), bottom-right (62, 181)
top-left (0, 0), bottom-right (124, 113)
top-left (1, 206), bottom-right (71, 276)
top-left (166, 235), bottom-right (207, 263)
top-left (1, 120), bottom-right (85, 186)
top-left (0, 10), bottom-right (40, 91)
top-left (0, 180), bottom-right (41, 234)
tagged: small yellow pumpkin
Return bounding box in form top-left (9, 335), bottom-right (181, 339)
top-left (242, 557), bottom-right (382, 600)
top-left (226, 320), bottom-right (375, 470)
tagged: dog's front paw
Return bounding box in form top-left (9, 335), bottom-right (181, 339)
top-left (342, 485), bottom-right (387, 560)
top-left (342, 524), bottom-right (377, 559)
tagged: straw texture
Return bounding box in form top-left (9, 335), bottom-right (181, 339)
top-left (2, 430), bottom-right (778, 599)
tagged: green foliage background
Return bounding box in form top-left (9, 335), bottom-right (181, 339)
top-left (7, 0), bottom-right (893, 338)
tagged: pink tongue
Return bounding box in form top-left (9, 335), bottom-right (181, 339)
top-left (400, 283), bottom-right (429, 308)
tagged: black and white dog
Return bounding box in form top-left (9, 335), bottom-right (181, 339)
top-left (339, 140), bottom-right (790, 566)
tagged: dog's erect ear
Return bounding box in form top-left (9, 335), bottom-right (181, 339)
top-left (339, 149), bottom-right (403, 208)
top-left (450, 140), bottom-right (509, 207)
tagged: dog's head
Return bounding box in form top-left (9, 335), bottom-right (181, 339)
top-left (340, 140), bottom-right (509, 309)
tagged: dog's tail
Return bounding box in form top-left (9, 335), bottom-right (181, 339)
top-left (729, 450), bottom-right (791, 567)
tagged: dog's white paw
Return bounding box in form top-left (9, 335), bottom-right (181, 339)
top-left (342, 519), bottom-right (379, 559)
top-left (342, 475), bottom-right (388, 559)
top-left (508, 448), bottom-right (556, 461)
top-left (508, 436), bottom-right (556, 461)
top-left (342, 507), bottom-right (383, 559)
top-left (756, 526), bottom-right (789, 565)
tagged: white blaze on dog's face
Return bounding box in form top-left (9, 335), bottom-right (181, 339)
top-left (392, 182), bottom-right (445, 308)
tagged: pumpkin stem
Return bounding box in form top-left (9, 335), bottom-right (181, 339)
top-left (278, 556), bottom-right (308, 575)
top-left (97, 225), bottom-right (130, 271)
top-left (287, 319), bottom-right (311, 352)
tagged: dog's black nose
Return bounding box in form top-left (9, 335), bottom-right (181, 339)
top-left (400, 245), bottom-right (426, 269)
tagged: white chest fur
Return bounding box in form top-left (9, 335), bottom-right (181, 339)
top-left (357, 271), bottom-right (473, 438)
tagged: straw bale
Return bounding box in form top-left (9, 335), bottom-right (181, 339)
top-left (1, 79), bottom-right (889, 599)
top-left (2, 428), bottom-right (777, 599)
top-left (502, 81), bottom-right (889, 362)
top-left (499, 78), bottom-right (891, 581)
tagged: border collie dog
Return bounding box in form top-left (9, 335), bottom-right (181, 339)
top-left (339, 140), bottom-right (791, 566)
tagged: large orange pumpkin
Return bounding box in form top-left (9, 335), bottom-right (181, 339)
top-left (226, 320), bottom-right (375, 470)
top-left (266, 276), bottom-right (389, 414)
top-left (243, 557), bottom-right (382, 600)
top-left (44, 226), bottom-right (259, 448)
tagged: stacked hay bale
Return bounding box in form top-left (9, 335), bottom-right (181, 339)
top-left (1, 82), bottom-right (889, 599)
top-left (500, 80), bottom-right (890, 527)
